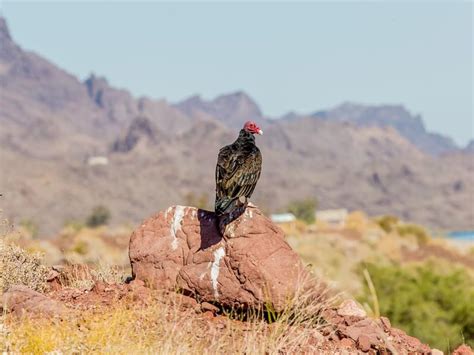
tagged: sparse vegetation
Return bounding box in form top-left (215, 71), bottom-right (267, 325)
top-left (376, 215), bottom-right (430, 244)
top-left (287, 198), bottom-right (317, 224)
top-left (18, 219), bottom-right (39, 239)
top-left (357, 261), bottom-right (474, 353)
top-left (63, 219), bottom-right (85, 233)
top-left (0, 243), bottom-right (49, 293)
top-left (376, 215), bottom-right (399, 233)
top-left (1, 208), bottom-right (472, 353)
top-left (1, 271), bottom-right (335, 353)
top-left (396, 223), bottom-right (430, 245)
top-left (86, 205), bottom-right (111, 228)
top-left (56, 263), bottom-right (128, 290)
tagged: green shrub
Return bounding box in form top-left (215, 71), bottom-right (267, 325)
top-left (86, 206), bottom-right (111, 228)
top-left (376, 215), bottom-right (399, 233)
top-left (287, 198), bottom-right (317, 224)
top-left (357, 262), bottom-right (474, 352)
top-left (396, 224), bottom-right (430, 244)
top-left (71, 240), bottom-right (88, 255)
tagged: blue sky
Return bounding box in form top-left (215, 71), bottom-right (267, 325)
top-left (1, 1), bottom-right (472, 145)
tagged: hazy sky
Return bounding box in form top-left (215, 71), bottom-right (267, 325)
top-left (1, 1), bottom-right (473, 145)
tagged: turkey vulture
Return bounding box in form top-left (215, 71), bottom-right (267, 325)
top-left (215, 121), bottom-right (263, 217)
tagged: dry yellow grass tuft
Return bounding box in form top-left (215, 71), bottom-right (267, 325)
top-left (1, 279), bottom-right (336, 354)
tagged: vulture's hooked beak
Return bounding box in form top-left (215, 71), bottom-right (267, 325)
top-left (258, 129), bottom-right (263, 135)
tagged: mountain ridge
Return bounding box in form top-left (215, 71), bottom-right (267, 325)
top-left (0, 16), bottom-right (472, 235)
top-left (310, 102), bottom-right (458, 155)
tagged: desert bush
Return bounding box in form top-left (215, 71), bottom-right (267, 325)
top-left (376, 216), bottom-right (430, 245)
top-left (0, 243), bottom-right (49, 293)
top-left (54, 263), bottom-right (128, 290)
top-left (376, 215), bottom-right (399, 233)
top-left (287, 198), bottom-right (317, 224)
top-left (396, 223), bottom-right (430, 245)
top-left (86, 205), bottom-right (111, 228)
top-left (357, 261), bottom-right (474, 352)
top-left (71, 240), bottom-right (88, 255)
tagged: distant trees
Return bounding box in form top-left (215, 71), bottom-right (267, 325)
top-left (86, 205), bottom-right (111, 228)
top-left (287, 198), bottom-right (318, 224)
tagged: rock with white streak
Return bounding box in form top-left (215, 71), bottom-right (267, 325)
top-left (129, 205), bottom-right (310, 311)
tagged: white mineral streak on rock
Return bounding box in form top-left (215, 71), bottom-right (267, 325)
top-left (226, 223), bottom-right (236, 238)
top-left (190, 208), bottom-right (197, 219)
top-left (199, 262), bottom-right (212, 281)
top-left (170, 205), bottom-right (185, 250)
top-left (244, 208), bottom-right (253, 219)
top-left (210, 247), bottom-right (225, 298)
top-left (165, 206), bottom-right (173, 220)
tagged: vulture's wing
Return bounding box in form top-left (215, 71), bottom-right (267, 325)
top-left (215, 146), bottom-right (262, 214)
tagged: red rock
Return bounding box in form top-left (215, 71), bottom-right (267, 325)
top-left (129, 205), bottom-right (311, 311)
top-left (358, 335), bottom-right (371, 352)
top-left (380, 316), bottom-right (391, 331)
top-left (343, 319), bottom-right (379, 342)
top-left (169, 293), bottom-right (198, 309)
top-left (46, 268), bottom-right (60, 282)
top-left (337, 299), bottom-right (367, 318)
top-left (1, 285), bottom-right (67, 317)
top-left (340, 337), bottom-right (355, 348)
top-left (201, 301), bottom-right (219, 313)
top-left (92, 281), bottom-right (106, 293)
top-left (453, 345), bottom-right (474, 355)
top-left (386, 324), bottom-right (431, 354)
top-left (202, 311), bottom-right (215, 319)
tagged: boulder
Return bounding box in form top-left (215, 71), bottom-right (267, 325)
top-left (1, 285), bottom-right (67, 317)
top-left (453, 345), bottom-right (474, 355)
top-left (129, 204), bottom-right (310, 311)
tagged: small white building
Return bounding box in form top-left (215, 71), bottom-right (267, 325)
top-left (271, 213), bottom-right (297, 224)
top-left (87, 156), bottom-right (109, 166)
top-left (316, 209), bottom-right (348, 228)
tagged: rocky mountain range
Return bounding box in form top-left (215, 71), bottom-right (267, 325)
top-left (0, 16), bottom-right (473, 235)
top-left (311, 103), bottom-right (459, 156)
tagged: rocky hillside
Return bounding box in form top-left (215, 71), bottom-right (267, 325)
top-left (310, 103), bottom-right (458, 155)
top-left (465, 139), bottom-right (474, 153)
top-left (0, 17), bottom-right (473, 235)
top-left (0, 205), bottom-right (450, 354)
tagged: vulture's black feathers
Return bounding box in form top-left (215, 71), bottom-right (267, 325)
top-left (215, 121), bottom-right (263, 216)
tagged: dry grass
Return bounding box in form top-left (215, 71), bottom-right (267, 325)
top-left (0, 212), bottom-right (337, 354)
top-left (1, 278), bottom-right (336, 354)
top-left (57, 263), bottom-right (129, 290)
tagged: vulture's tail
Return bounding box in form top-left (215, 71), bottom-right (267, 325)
top-left (215, 196), bottom-right (239, 216)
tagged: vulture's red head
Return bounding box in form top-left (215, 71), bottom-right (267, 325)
top-left (243, 121), bottom-right (263, 135)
